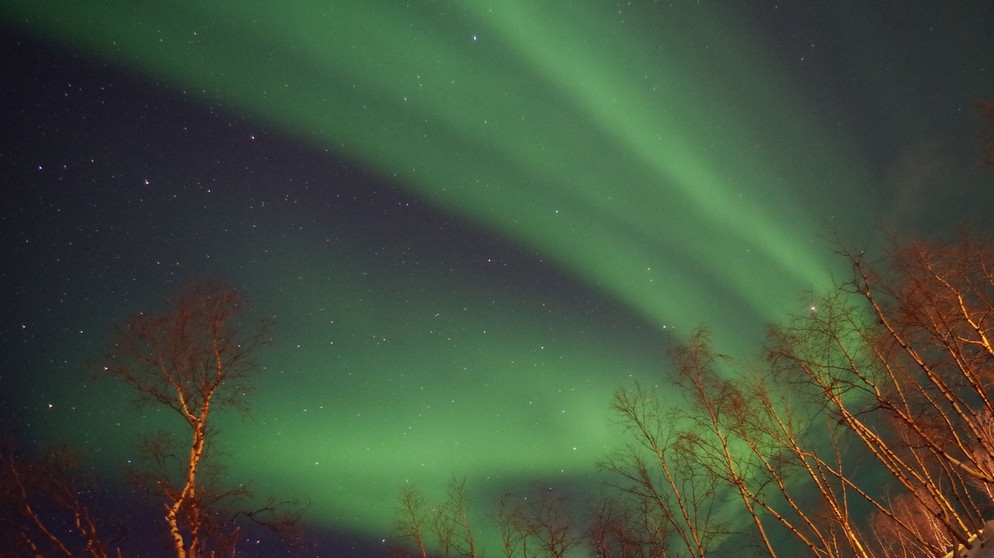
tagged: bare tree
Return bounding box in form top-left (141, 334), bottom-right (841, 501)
top-left (445, 478), bottom-right (479, 558)
top-left (521, 488), bottom-right (582, 558)
top-left (607, 326), bottom-right (912, 557)
top-left (392, 478), bottom-right (478, 558)
top-left (601, 379), bottom-right (722, 557)
top-left (868, 491), bottom-right (951, 557)
top-left (494, 491), bottom-right (533, 558)
top-left (739, 355), bottom-right (885, 558)
top-left (385, 237), bottom-right (994, 557)
top-left (0, 438), bottom-right (113, 558)
top-left (394, 485), bottom-right (430, 558)
top-left (766, 237), bottom-right (994, 552)
top-left (102, 281), bottom-right (299, 557)
top-left (490, 488), bottom-right (580, 558)
top-left (585, 494), bottom-right (658, 558)
top-left (666, 333), bottom-right (785, 557)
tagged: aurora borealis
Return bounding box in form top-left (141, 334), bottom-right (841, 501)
top-left (2, 2), bottom-right (992, 555)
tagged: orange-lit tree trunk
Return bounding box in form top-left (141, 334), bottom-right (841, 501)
top-left (163, 402), bottom-right (210, 558)
top-left (103, 282), bottom-right (272, 558)
top-left (668, 334), bottom-right (780, 558)
top-left (767, 237), bottom-right (994, 553)
top-left (767, 293), bottom-right (975, 550)
top-left (618, 328), bottom-right (892, 557)
top-left (604, 237), bottom-right (994, 557)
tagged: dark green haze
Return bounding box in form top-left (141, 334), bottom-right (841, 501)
top-left (2, 1), bottom-right (991, 553)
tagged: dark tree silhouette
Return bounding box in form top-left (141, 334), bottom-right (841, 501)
top-left (392, 478), bottom-right (478, 558)
top-left (491, 488), bottom-right (580, 558)
top-left (585, 494), bottom-right (661, 558)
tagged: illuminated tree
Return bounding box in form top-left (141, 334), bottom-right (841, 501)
top-left (868, 491), bottom-right (952, 557)
top-left (102, 281), bottom-right (299, 558)
top-left (0, 438), bottom-right (112, 558)
top-left (389, 237), bottom-right (994, 557)
top-left (606, 330), bottom-right (879, 558)
top-left (767, 237), bottom-right (994, 554)
top-left (608, 255), bottom-right (994, 558)
top-left (601, 377), bottom-right (723, 557)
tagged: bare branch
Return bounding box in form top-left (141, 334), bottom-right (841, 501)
top-left (100, 282), bottom-right (290, 558)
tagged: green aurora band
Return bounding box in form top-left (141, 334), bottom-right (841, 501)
top-left (5, 0), bottom-right (876, 550)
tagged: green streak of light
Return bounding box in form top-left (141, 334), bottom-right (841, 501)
top-left (5, 0), bottom-right (876, 547)
top-left (2, 0), bottom-right (869, 351)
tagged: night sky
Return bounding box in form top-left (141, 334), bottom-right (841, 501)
top-left (2, 2), bottom-right (992, 556)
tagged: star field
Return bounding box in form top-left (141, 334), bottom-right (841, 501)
top-left (2, 2), bottom-right (993, 555)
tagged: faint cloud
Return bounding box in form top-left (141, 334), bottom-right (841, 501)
top-left (880, 141), bottom-right (989, 234)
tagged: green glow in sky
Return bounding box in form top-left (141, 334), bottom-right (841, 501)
top-left (3, 1), bottom-right (869, 347)
top-left (4, 0), bottom-right (879, 550)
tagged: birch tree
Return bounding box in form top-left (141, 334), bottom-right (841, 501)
top-left (0, 438), bottom-right (111, 558)
top-left (768, 237), bottom-right (994, 553)
top-left (103, 281), bottom-right (294, 558)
